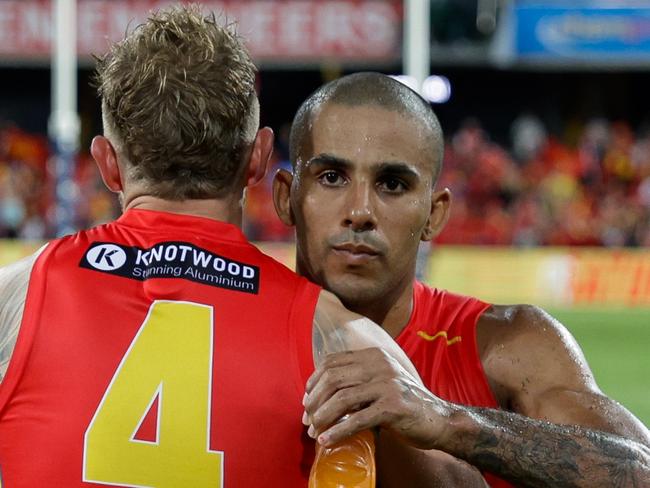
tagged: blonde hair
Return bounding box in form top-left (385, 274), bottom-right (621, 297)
top-left (95, 5), bottom-right (258, 199)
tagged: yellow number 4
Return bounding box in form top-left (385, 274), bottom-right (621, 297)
top-left (83, 301), bottom-right (223, 487)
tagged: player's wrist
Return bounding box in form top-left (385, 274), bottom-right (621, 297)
top-left (405, 394), bottom-right (455, 450)
top-left (423, 400), bottom-right (470, 452)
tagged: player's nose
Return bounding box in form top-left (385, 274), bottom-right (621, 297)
top-left (342, 182), bottom-right (377, 232)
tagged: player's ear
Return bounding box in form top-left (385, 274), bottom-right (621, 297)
top-left (272, 168), bottom-right (295, 226)
top-left (422, 188), bottom-right (451, 241)
top-left (91, 135), bottom-right (123, 193)
top-left (246, 127), bottom-right (274, 187)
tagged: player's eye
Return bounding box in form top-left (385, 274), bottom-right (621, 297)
top-left (318, 170), bottom-right (346, 187)
top-left (378, 177), bottom-right (407, 193)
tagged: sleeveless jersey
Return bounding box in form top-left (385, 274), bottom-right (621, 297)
top-left (395, 281), bottom-right (513, 488)
top-left (0, 209), bottom-right (319, 487)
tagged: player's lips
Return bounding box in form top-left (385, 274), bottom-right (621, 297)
top-left (331, 243), bottom-right (380, 262)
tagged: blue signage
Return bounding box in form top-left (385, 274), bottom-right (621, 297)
top-left (516, 4), bottom-right (650, 61)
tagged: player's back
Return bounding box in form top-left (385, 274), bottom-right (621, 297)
top-left (0, 209), bottom-right (318, 487)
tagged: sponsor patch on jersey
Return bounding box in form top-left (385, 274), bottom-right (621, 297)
top-left (80, 241), bottom-right (259, 294)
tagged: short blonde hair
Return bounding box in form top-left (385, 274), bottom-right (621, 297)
top-left (95, 5), bottom-right (258, 199)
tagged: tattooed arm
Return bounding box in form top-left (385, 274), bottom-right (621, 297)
top-left (0, 248), bottom-right (43, 381)
top-left (463, 304), bottom-right (650, 487)
top-left (447, 406), bottom-right (650, 488)
top-left (311, 289), bottom-right (429, 382)
top-left (305, 304), bottom-right (650, 487)
top-left (309, 290), bottom-right (490, 487)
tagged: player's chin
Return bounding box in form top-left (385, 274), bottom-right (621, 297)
top-left (325, 274), bottom-right (383, 304)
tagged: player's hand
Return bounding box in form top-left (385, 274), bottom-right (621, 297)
top-left (303, 347), bottom-right (448, 449)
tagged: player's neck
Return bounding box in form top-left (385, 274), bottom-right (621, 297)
top-left (343, 282), bottom-right (415, 339)
top-left (124, 194), bottom-right (244, 227)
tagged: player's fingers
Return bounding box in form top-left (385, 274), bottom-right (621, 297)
top-left (305, 347), bottom-right (402, 393)
top-left (317, 405), bottom-right (389, 447)
top-left (304, 362), bottom-right (370, 417)
top-left (306, 349), bottom-right (369, 392)
top-left (306, 347), bottom-right (399, 393)
top-left (311, 374), bottom-right (442, 446)
top-left (308, 382), bottom-right (382, 436)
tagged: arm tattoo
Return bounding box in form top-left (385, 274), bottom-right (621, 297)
top-left (312, 318), bottom-right (326, 366)
top-left (312, 306), bottom-right (355, 364)
top-left (451, 407), bottom-right (650, 488)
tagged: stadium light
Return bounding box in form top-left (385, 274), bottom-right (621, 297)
top-left (390, 74), bottom-right (452, 104)
top-left (422, 75), bottom-right (452, 103)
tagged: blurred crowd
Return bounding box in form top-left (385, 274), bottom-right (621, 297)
top-left (436, 116), bottom-right (650, 246)
top-left (1, 115), bottom-right (649, 247)
top-left (0, 122), bottom-right (118, 239)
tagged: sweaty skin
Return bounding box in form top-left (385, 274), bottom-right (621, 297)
top-left (276, 97), bottom-right (650, 488)
top-left (310, 296), bottom-right (489, 488)
top-left (277, 102), bottom-right (491, 486)
top-left (305, 306), bottom-right (650, 488)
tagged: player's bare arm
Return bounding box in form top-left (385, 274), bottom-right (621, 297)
top-left (310, 289), bottom-right (422, 397)
top-left (0, 250), bottom-right (42, 381)
top-left (458, 304), bottom-right (650, 487)
top-left (376, 430), bottom-right (489, 488)
top-left (305, 345), bottom-right (489, 487)
top-left (308, 289), bottom-right (490, 488)
top-left (305, 304), bottom-right (650, 488)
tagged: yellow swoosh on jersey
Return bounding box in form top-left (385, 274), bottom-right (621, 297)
top-left (417, 330), bottom-right (462, 346)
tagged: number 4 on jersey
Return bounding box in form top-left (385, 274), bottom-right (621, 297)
top-left (83, 301), bottom-right (223, 487)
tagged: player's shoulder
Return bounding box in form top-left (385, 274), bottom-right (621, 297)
top-left (477, 304), bottom-right (589, 389)
top-left (478, 303), bottom-right (572, 344)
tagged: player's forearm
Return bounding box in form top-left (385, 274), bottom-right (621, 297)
top-left (437, 406), bottom-right (650, 488)
top-left (376, 429), bottom-right (489, 488)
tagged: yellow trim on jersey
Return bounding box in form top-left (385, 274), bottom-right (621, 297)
top-left (417, 330), bottom-right (462, 346)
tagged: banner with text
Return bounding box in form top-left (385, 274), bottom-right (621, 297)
top-left (0, 0), bottom-right (401, 64)
top-left (427, 247), bottom-right (650, 308)
top-left (515, 3), bottom-right (650, 64)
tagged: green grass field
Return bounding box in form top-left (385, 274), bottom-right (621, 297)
top-left (549, 308), bottom-right (650, 426)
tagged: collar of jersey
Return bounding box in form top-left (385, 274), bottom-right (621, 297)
top-left (394, 280), bottom-right (423, 343)
top-left (116, 208), bottom-right (249, 244)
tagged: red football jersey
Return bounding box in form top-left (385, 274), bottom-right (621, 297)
top-left (396, 281), bottom-right (513, 488)
top-left (0, 209), bottom-right (319, 487)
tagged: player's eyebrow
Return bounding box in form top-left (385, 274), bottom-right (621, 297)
top-left (307, 153), bottom-right (352, 171)
top-left (374, 161), bottom-right (421, 180)
top-left (307, 155), bottom-right (423, 181)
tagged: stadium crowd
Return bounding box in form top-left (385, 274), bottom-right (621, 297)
top-left (437, 116), bottom-right (650, 247)
top-left (1, 115), bottom-right (649, 247)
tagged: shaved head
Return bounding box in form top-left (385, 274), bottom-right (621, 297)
top-left (290, 72), bottom-right (444, 184)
